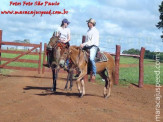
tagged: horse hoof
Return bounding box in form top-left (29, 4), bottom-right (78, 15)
top-left (79, 93), bottom-right (85, 98)
top-left (105, 95), bottom-right (110, 99)
top-left (64, 88), bottom-right (68, 91)
top-left (78, 93), bottom-right (82, 98)
top-left (103, 94), bottom-right (106, 98)
top-left (80, 95), bottom-right (83, 98)
top-left (69, 88), bottom-right (72, 91)
top-left (51, 88), bottom-right (56, 92)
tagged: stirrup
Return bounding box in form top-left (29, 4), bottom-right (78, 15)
top-left (51, 61), bottom-right (58, 66)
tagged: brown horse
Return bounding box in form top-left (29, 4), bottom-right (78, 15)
top-left (59, 46), bottom-right (115, 98)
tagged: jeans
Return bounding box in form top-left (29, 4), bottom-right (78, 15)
top-left (66, 59), bottom-right (69, 68)
top-left (90, 46), bottom-right (98, 75)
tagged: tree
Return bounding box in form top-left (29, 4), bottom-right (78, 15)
top-left (156, 1), bottom-right (163, 41)
top-left (122, 48), bottom-right (140, 55)
top-left (23, 39), bottom-right (30, 50)
top-left (23, 39), bottom-right (30, 44)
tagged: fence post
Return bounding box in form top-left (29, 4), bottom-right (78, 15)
top-left (0, 30), bottom-right (2, 73)
top-left (38, 42), bottom-right (42, 74)
top-left (42, 43), bottom-right (47, 74)
top-left (138, 47), bottom-right (145, 88)
top-left (115, 45), bottom-right (121, 85)
top-left (82, 35), bottom-right (86, 43)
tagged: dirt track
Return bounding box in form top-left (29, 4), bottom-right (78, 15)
top-left (0, 70), bottom-right (162, 122)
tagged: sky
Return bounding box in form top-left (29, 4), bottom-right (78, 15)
top-left (0, 0), bottom-right (162, 53)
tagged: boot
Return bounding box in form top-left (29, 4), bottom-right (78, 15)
top-left (43, 52), bottom-right (51, 68)
top-left (43, 64), bottom-right (50, 68)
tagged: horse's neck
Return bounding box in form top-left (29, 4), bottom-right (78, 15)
top-left (70, 48), bottom-right (86, 66)
top-left (70, 49), bottom-right (78, 64)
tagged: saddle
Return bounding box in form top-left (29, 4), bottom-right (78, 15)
top-left (82, 48), bottom-right (108, 75)
top-left (95, 51), bottom-right (108, 62)
top-left (83, 47), bottom-right (108, 63)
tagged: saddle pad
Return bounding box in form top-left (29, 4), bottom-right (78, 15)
top-left (57, 43), bottom-right (67, 49)
top-left (95, 52), bottom-right (108, 62)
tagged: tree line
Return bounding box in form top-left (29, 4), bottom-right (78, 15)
top-left (122, 48), bottom-right (163, 62)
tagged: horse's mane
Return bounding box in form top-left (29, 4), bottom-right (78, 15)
top-left (69, 46), bottom-right (80, 52)
top-left (70, 45), bottom-right (80, 50)
top-left (48, 36), bottom-right (59, 47)
top-left (69, 45), bottom-right (89, 63)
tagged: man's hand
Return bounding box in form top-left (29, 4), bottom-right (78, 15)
top-left (80, 44), bottom-right (84, 48)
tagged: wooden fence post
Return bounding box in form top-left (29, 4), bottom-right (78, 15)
top-left (138, 47), bottom-right (145, 88)
top-left (38, 42), bottom-right (42, 74)
top-left (82, 35), bottom-right (86, 43)
top-left (42, 43), bottom-right (47, 74)
top-left (115, 45), bottom-right (121, 85)
top-left (0, 30), bottom-right (2, 73)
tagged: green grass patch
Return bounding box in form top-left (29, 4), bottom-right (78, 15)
top-left (1, 53), bottom-right (40, 68)
top-left (95, 57), bottom-right (162, 85)
top-left (119, 63), bottom-right (163, 85)
top-left (0, 52), bottom-right (45, 75)
top-left (120, 56), bottom-right (154, 64)
top-left (0, 69), bottom-right (13, 75)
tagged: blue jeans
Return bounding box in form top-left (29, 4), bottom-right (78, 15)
top-left (66, 59), bottom-right (69, 67)
top-left (90, 46), bottom-right (98, 75)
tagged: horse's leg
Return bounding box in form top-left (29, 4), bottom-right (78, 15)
top-left (52, 68), bottom-right (57, 92)
top-left (64, 70), bottom-right (70, 90)
top-left (99, 71), bottom-right (108, 98)
top-left (69, 69), bottom-right (74, 91)
top-left (105, 69), bottom-right (113, 98)
top-left (76, 81), bottom-right (82, 94)
top-left (77, 66), bottom-right (87, 82)
top-left (80, 78), bottom-right (85, 97)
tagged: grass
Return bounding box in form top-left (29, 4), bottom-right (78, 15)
top-left (119, 64), bottom-right (163, 85)
top-left (95, 57), bottom-right (162, 86)
top-left (120, 56), bottom-right (154, 64)
top-left (1, 53), bottom-right (40, 68)
top-left (119, 57), bottom-right (163, 85)
top-left (0, 52), bottom-right (44, 74)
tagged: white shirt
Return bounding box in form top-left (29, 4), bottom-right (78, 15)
top-left (83, 27), bottom-right (99, 47)
top-left (57, 26), bottom-right (70, 41)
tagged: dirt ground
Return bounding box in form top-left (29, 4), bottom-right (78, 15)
top-left (0, 70), bottom-right (162, 122)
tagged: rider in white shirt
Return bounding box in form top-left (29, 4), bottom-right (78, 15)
top-left (56, 19), bottom-right (71, 44)
top-left (56, 19), bottom-right (71, 69)
top-left (80, 18), bottom-right (99, 80)
top-left (44, 18), bottom-right (71, 68)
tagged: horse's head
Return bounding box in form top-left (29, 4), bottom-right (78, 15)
top-left (48, 36), bottom-right (59, 48)
top-left (58, 45), bottom-right (82, 68)
top-left (60, 46), bottom-right (81, 66)
top-left (56, 43), bottom-right (69, 68)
